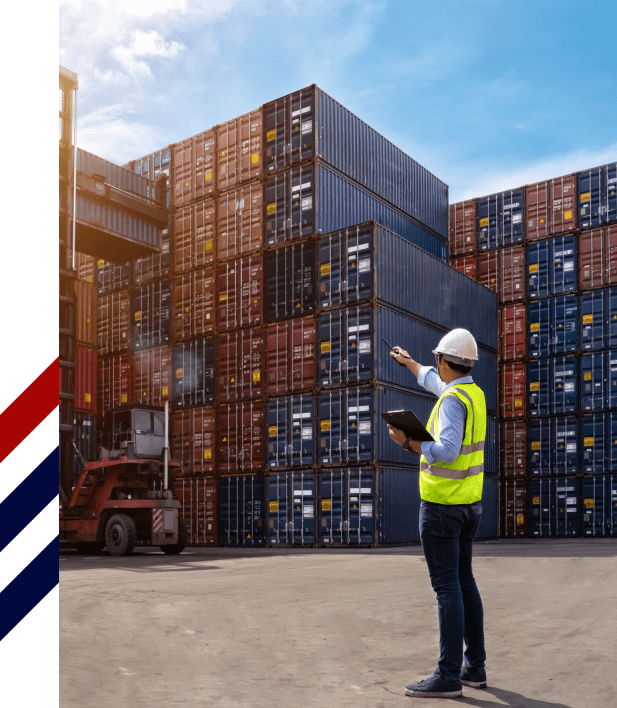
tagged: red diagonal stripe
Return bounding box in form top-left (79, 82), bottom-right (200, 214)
top-left (0, 358), bottom-right (59, 464)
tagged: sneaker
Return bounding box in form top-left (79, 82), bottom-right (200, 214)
top-left (405, 672), bottom-right (463, 698)
top-left (460, 665), bottom-right (487, 688)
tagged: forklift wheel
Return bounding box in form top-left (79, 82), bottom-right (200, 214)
top-left (75, 542), bottom-right (104, 555)
top-left (161, 517), bottom-right (188, 555)
top-left (105, 514), bottom-right (137, 556)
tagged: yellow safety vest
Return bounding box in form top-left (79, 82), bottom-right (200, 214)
top-left (419, 382), bottom-right (486, 505)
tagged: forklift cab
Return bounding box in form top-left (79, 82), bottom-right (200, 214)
top-left (100, 404), bottom-right (167, 460)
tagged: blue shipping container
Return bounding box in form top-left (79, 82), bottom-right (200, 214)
top-left (171, 336), bottom-right (216, 409)
top-left (580, 287), bottom-right (617, 351)
top-left (217, 474), bottom-right (265, 546)
top-left (477, 189), bottom-right (525, 252)
top-left (131, 280), bottom-right (172, 350)
top-left (264, 164), bottom-right (448, 261)
top-left (527, 295), bottom-right (578, 357)
top-left (316, 222), bottom-right (497, 351)
top-left (581, 414), bottom-right (607, 474)
top-left (263, 85), bottom-right (448, 239)
top-left (78, 147), bottom-right (161, 201)
top-left (527, 356), bottom-right (578, 417)
top-left (266, 394), bottom-right (316, 469)
top-left (578, 162), bottom-right (617, 229)
top-left (264, 238), bottom-right (315, 322)
top-left (528, 417), bottom-right (579, 477)
top-left (266, 470), bottom-right (317, 546)
top-left (527, 235), bottom-right (577, 300)
top-left (475, 475), bottom-right (498, 540)
top-left (528, 477), bottom-right (580, 537)
top-left (580, 475), bottom-right (617, 537)
top-left (125, 146), bottom-right (172, 209)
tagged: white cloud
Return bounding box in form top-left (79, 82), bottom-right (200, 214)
top-left (111, 30), bottom-right (185, 80)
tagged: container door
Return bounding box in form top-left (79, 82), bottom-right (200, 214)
top-left (552, 236), bottom-right (577, 295)
top-left (580, 352), bottom-right (606, 412)
top-left (527, 241), bottom-right (550, 299)
top-left (242, 474), bottom-right (264, 546)
top-left (346, 307), bottom-right (374, 384)
top-left (290, 471), bottom-right (316, 546)
top-left (553, 295), bottom-right (579, 354)
top-left (528, 419), bottom-right (552, 477)
top-left (266, 398), bottom-right (288, 469)
top-left (319, 469), bottom-right (344, 545)
top-left (581, 414), bottom-right (605, 475)
top-left (553, 417), bottom-right (579, 476)
top-left (266, 472), bottom-right (289, 545)
top-left (317, 390), bottom-right (343, 466)
top-left (291, 395), bottom-right (315, 467)
top-left (527, 359), bottom-right (550, 418)
top-left (552, 356), bottom-right (578, 415)
top-left (527, 300), bottom-right (549, 358)
top-left (346, 468), bottom-right (376, 545)
top-left (317, 311), bottom-right (344, 387)
top-left (554, 478), bottom-right (579, 537)
top-left (345, 387), bottom-right (374, 465)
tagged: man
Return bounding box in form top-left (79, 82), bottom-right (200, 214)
top-left (387, 328), bottom-right (487, 699)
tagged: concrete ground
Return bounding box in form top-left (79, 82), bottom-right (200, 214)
top-left (60, 540), bottom-right (617, 708)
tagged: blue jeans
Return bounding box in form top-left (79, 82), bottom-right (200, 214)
top-left (419, 499), bottom-right (486, 681)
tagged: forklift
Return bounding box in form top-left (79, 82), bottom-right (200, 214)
top-left (60, 401), bottom-right (188, 556)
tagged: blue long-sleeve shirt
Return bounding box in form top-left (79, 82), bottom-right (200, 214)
top-left (417, 366), bottom-right (474, 465)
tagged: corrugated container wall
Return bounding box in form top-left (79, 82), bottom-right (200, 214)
top-left (578, 162), bottom-right (617, 229)
top-left (74, 345), bottom-right (97, 414)
top-left (216, 110), bottom-right (263, 190)
top-left (75, 279), bottom-right (97, 347)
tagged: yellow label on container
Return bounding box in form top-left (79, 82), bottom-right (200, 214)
top-left (206, 240), bottom-right (212, 250)
top-left (185, 307), bottom-right (189, 313)
top-left (584, 499), bottom-right (594, 508)
top-left (220, 293), bottom-right (227, 301)
top-left (514, 398), bottom-right (522, 407)
top-left (269, 501), bottom-right (279, 512)
top-left (85, 394), bottom-right (91, 403)
top-left (580, 192), bottom-right (590, 203)
top-left (516, 515), bottom-right (524, 525)
top-left (253, 371), bottom-right (260, 382)
top-left (320, 263), bottom-right (331, 276)
top-left (583, 314), bottom-right (593, 324)
top-left (121, 394), bottom-right (127, 403)
top-left (530, 382), bottom-right (539, 391)
top-left (221, 152), bottom-right (226, 158)
top-left (479, 217), bottom-right (489, 227)
top-left (176, 368), bottom-right (184, 378)
top-left (321, 420), bottom-right (331, 432)
top-left (162, 387), bottom-right (168, 396)
top-left (584, 372), bottom-right (592, 380)
top-left (267, 202), bottom-right (276, 215)
top-left (134, 311), bottom-right (141, 321)
top-left (584, 437), bottom-right (594, 446)
top-left (269, 426), bottom-right (278, 437)
top-left (322, 499), bottom-right (332, 511)
top-left (98, 259), bottom-right (105, 268)
top-left (533, 496), bottom-right (540, 505)
top-left (529, 264), bottom-right (539, 273)
top-left (565, 210), bottom-right (572, 219)
top-left (251, 153), bottom-right (259, 164)
top-left (321, 341), bottom-right (331, 353)
top-left (200, 449), bottom-right (210, 460)
top-left (205, 171), bottom-right (212, 181)
top-left (267, 129), bottom-right (276, 141)
top-left (531, 441), bottom-right (541, 450)
top-left (530, 323), bottom-right (540, 332)
top-left (86, 276), bottom-right (92, 283)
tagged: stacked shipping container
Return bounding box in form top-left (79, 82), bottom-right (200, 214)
top-left (450, 161), bottom-right (617, 538)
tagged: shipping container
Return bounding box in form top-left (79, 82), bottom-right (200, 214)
top-left (450, 255), bottom-right (477, 280)
top-left (266, 469), bottom-right (316, 546)
top-left (173, 199), bottom-right (216, 271)
top-left (580, 351), bottom-right (617, 412)
top-left (74, 345), bottom-right (97, 413)
top-left (581, 413), bottom-right (607, 475)
top-left (216, 110), bottom-right (263, 191)
top-left (218, 473), bottom-right (265, 546)
top-left (476, 251), bottom-right (498, 296)
top-left (76, 252), bottom-right (95, 282)
top-left (217, 182), bottom-right (263, 262)
top-left (500, 420), bottom-right (527, 478)
top-left (528, 477), bottom-right (580, 537)
top-left (527, 356), bottom-right (578, 417)
top-left (449, 201), bottom-right (477, 256)
top-left (528, 417), bottom-right (579, 476)
top-left (173, 268), bottom-right (216, 341)
top-left (266, 394), bottom-right (315, 470)
top-left (216, 327), bottom-right (265, 402)
top-left (578, 226), bottom-right (617, 290)
top-left (499, 479), bottom-right (527, 538)
top-left (264, 85), bottom-right (448, 239)
top-left (95, 259), bottom-right (131, 296)
top-left (316, 222), bottom-right (497, 351)
top-left (127, 146), bottom-right (172, 182)
top-left (580, 287), bottom-right (617, 351)
top-left (580, 475), bottom-right (617, 537)
top-left (550, 173), bottom-right (578, 235)
top-left (477, 189), bottom-right (525, 251)
top-left (173, 476), bottom-right (217, 546)
top-left (97, 290), bottom-right (130, 355)
top-left (476, 475), bottom-right (498, 539)
top-left (500, 363), bottom-right (526, 419)
top-left (499, 247), bottom-right (526, 303)
top-left (525, 174), bottom-right (577, 241)
top-left (131, 280), bottom-right (172, 350)
top-left (216, 254), bottom-right (264, 331)
top-left (218, 400), bottom-right (265, 473)
top-left (265, 164), bottom-right (448, 260)
top-left (75, 279), bottom-right (97, 347)
top-left (264, 239), bottom-right (315, 322)
top-left (172, 129), bottom-right (216, 206)
top-left (499, 304), bottom-right (526, 361)
top-left (578, 162), bottom-right (617, 229)
top-left (527, 235), bottom-right (577, 299)
top-left (133, 228), bottom-right (172, 286)
top-left (97, 353), bottom-right (131, 415)
top-left (72, 412), bottom-right (97, 480)
top-left (132, 346), bottom-right (172, 406)
top-left (173, 407), bottom-right (216, 474)
top-left (264, 317), bottom-right (317, 395)
top-left (527, 295), bottom-right (579, 357)
top-left (172, 336), bottom-right (216, 409)
top-left (485, 414), bottom-right (499, 476)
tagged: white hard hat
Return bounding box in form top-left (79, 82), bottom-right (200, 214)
top-left (432, 328), bottom-right (479, 367)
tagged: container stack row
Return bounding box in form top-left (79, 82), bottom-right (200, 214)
top-left (449, 161), bottom-right (617, 538)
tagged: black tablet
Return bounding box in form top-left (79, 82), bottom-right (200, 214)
top-left (381, 409), bottom-right (434, 442)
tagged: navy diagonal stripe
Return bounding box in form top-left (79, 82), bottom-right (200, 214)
top-left (0, 447), bottom-right (58, 553)
top-left (0, 536), bottom-right (59, 642)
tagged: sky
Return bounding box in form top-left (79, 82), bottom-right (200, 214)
top-left (59, 0), bottom-right (617, 202)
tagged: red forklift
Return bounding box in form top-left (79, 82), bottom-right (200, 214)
top-left (60, 401), bottom-right (188, 556)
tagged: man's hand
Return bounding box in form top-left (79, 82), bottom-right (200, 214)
top-left (390, 346), bottom-right (410, 366)
top-left (387, 424), bottom-right (423, 453)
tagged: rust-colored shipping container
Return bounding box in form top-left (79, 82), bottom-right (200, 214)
top-left (173, 268), bottom-right (216, 341)
top-left (499, 479), bottom-right (527, 538)
top-left (499, 304), bottom-right (526, 361)
top-left (216, 328), bottom-right (265, 402)
top-left (132, 346), bottom-right (172, 406)
top-left (75, 279), bottom-right (97, 347)
top-left (173, 129), bottom-right (216, 206)
top-left (449, 255), bottom-right (477, 281)
top-left (525, 180), bottom-right (550, 241)
top-left (476, 251), bottom-right (499, 295)
top-left (173, 199), bottom-right (216, 272)
top-left (499, 246), bottom-right (526, 303)
top-left (500, 420), bottom-right (527, 478)
top-left (216, 182), bottom-right (264, 262)
top-left (218, 400), bottom-right (265, 472)
top-left (97, 290), bottom-right (130, 355)
top-left (217, 254), bottom-right (264, 331)
top-left (173, 476), bottom-right (217, 546)
top-left (579, 226), bottom-right (617, 290)
top-left (133, 229), bottom-right (172, 286)
top-left (173, 407), bottom-right (216, 474)
top-left (75, 345), bottom-right (97, 414)
top-left (449, 201), bottom-right (477, 256)
top-left (76, 252), bottom-right (95, 282)
top-left (265, 317), bottom-right (317, 395)
top-left (500, 362), bottom-right (526, 419)
top-left (526, 174), bottom-right (577, 240)
top-left (98, 352), bottom-right (131, 416)
top-left (551, 173), bottom-right (577, 235)
top-left (216, 110), bottom-right (263, 191)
